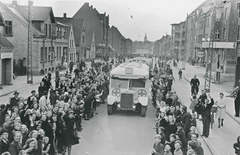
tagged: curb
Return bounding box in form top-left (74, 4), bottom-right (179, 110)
top-left (174, 65), bottom-right (240, 125)
top-left (0, 74), bottom-right (58, 98)
top-left (174, 89), bottom-right (216, 155)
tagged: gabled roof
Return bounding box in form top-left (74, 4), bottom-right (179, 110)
top-left (17, 5), bottom-right (55, 23)
top-left (0, 2), bottom-right (44, 37)
top-left (0, 33), bottom-right (14, 48)
top-left (0, 11), bottom-right (6, 26)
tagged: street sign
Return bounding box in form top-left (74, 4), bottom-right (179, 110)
top-left (196, 51), bottom-right (205, 58)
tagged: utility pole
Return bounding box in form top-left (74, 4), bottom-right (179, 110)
top-left (204, 3), bottom-right (216, 92)
top-left (27, 0), bottom-right (33, 84)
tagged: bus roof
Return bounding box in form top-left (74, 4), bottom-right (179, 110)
top-left (110, 62), bottom-right (149, 79)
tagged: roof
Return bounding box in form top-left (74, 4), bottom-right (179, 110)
top-left (0, 33), bottom-right (14, 48)
top-left (17, 5), bottom-right (55, 23)
top-left (110, 62), bottom-right (149, 79)
top-left (0, 11), bottom-right (6, 26)
top-left (0, 2), bottom-right (44, 37)
top-left (55, 17), bottom-right (73, 26)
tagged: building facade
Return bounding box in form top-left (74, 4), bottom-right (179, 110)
top-left (0, 1), bottom-right (68, 75)
top-left (171, 22), bottom-right (186, 61)
top-left (185, 0), bottom-right (236, 74)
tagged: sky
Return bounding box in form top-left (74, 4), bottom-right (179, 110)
top-left (2, 0), bottom-right (205, 41)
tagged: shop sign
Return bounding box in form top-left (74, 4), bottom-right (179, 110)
top-left (1, 53), bottom-right (13, 59)
top-left (196, 51), bottom-right (205, 58)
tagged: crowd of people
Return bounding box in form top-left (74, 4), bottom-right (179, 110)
top-left (0, 60), bottom-right (110, 155)
top-left (151, 59), bottom-right (205, 155)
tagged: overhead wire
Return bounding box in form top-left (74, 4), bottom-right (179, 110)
top-left (127, 7), bottom-right (141, 38)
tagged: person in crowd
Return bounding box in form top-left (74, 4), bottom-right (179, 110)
top-left (9, 91), bottom-right (20, 110)
top-left (178, 69), bottom-right (183, 80)
top-left (190, 133), bottom-right (204, 155)
top-left (27, 90), bottom-right (37, 109)
top-left (190, 75), bottom-right (200, 96)
top-left (0, 130), bottom-right (9, 154)
top-left (9, 131), bottom-right (22, 155)
top-left (38, 82), bottom-right (47, 99)
top-left (174, 140), bottom-right (183, 155)
top-left (215, 93), bottom-right (226, 128)
top-left (176, 123), bottom-right (186, 154)
top-left (181, 106), bottom-right (191, 137)
top-left (189, 96), bottom-right (197, 114)
top-left (164, 143), bottom-right (173, 155)
top-left (55, 67), bottom-right (60, 89)
top-left (190, 113), bottom-right (197, 127)
top-left (187, 140), bottom-right (197, 155)
top-left (152, 134), bottom-right (164, 155)
top-left (201, 95), bottom-right (214, 138)
top-left (233, 136), bottom-right (240, 155)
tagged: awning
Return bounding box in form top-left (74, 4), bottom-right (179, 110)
top-left (202, 42), bottom-right (235, 49)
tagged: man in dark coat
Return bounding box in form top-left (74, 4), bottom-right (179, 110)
top-left (201, 96), bottom-right (214, 138)
top-left (190, 75), bottom-right (200, 95)
top-left (84, 92), bottom-right (96, 120)
top-left (8, 131), bottom-right (22, 155)
top-left (181, 106), bottom-right (191, 137)
top-left (55, 67), bottom-right (60, 89)
top-left (9, 91), bottom-right (20, 110)
top-left (176, 123), bottom-right (187, 155)
top-left (27, 90), bottom-right (36, 109)
top-left (0, 130), bottom-right (9, 154)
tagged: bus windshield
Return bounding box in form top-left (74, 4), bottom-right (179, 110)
top-left (131, 79), bottom-right (145, 88)
top-left (111, 78), bottom-right (128, 88)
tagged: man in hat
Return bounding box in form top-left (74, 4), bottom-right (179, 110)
top-left (27, 90), bottom-right (36, 109)
top-left (9, 91), bottom-right (20, 110)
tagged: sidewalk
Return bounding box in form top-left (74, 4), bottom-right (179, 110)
top-left (0, 70), bottom-right (60, 105)
top-left (175, 61), bottom-right (240, 124)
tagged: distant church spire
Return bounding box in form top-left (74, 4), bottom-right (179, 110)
top-left (144, 33), bottom-right (147, 42)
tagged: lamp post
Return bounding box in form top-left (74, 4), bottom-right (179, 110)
top-left (27, 0), bottom-right (33, 84)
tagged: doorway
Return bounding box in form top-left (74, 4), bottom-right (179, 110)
top-left (2, 58), bottom-right (12, 85)
top-left (235, 57), bottom-right (240, 86)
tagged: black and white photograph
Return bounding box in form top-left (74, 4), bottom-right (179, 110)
top-left (0, 0), bottom-right (240, 155)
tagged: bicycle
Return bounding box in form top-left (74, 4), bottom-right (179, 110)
top-left (210, 105), bottom-right (217, 129)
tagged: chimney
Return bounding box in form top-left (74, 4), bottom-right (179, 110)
top-left (12, 0), bottom-right (18, 6)
top-left (85, 2), bottom-right (89, 6)
top-left (63, 13), bottom-right (67, 19)
top-left (90, 5), bottom-right (93, 8)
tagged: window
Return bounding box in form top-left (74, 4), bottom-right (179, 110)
top-left (4, 21), bottom-right (12, 35)
top-left (44, 24), bottom-right (47, 36)
top-left (40, 47), bottom-right (44, 62)
top-left (182, 32), bottom-right (185, 38)
top-left (56, 47), bottom-right (59, 59)
top-left (59, 47), bottom-right (62, 59)
top-left (82, 35), bottom-right (85, 43)
top-left (49, 25), bottom-right (52, 38)
top-left (64, 29), bottom-right (67, 39)
top-left (215, 30), bottom-right (220, 40)
top-left (174, 41), bottom-right (179, 47)
top-left (57, 27), bottom-right (60, 38)
top-left (111, 78), bottom-right (128, 88)
top-left (48, 47), bottom-right (51, 61)
top-left (198, 35), bottom-right (202, 44)
top-left (223, 28), bottom-right (226, 40)
top-left (225, 7), bottom-right (228, 20)
top-left (59, 28), bottom-right (62, 39)
top-left (131, 79), bottom-right (145, 88)
top-left (44, 47), bottom-right (47, 61)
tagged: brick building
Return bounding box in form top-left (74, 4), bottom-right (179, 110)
top-left (0, 1), bottom-right (70, 75)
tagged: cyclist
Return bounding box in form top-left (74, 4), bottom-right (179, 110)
top-left (190, 75), bottom-right (200, 95)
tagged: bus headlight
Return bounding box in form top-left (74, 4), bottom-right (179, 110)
top-left (134, 99), bottom-right (139, 104)
top-left (138, 89), bottom-right (147, 97)
top-left (112, 88), bottom-right (121, 96)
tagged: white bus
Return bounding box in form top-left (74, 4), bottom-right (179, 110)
top-left (107, 62), bottom-right (151, 117)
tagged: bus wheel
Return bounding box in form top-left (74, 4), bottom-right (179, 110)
top-left (141, 106), bottom-right (147, 117)
top-left (107, 105), bottom-right (113, 115)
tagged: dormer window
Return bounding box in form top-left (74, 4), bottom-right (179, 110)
top-left (4, 21), bottom-right (12, 36)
